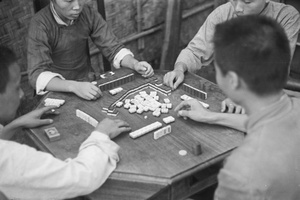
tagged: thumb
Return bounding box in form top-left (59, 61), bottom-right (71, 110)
top-left (173, 77), bottom-right (183, 89)
top-left (178, 110), bottom-right (189, 118)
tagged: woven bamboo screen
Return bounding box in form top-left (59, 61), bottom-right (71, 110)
top-left (0, 0), bottom-right (35, 73)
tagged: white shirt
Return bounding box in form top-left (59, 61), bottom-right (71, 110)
top-left (0, 125), bottom-right (120, 200)
top-left (36, 2), bottom-right (133, 95)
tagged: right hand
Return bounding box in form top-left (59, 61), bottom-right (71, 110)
top-left (95, 118), bottom-right (131, 139)
top-left (221, 98), bottom-right (245, 114)
top-left (174, 99), bottom-right (212, 123)
top-left (163, 69), bottom-right (184, 90)
top-left (72, 81), bottom-right (102, 100)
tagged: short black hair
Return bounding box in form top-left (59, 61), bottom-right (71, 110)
top-left (0, 46), bottom-right (17, 93)
top-left (213, 15), bottom-right (290, 96)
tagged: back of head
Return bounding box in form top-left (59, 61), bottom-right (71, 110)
top-left (0, 46), bottom-right (17, 94)
top-left (213, 15), bottom-right (290, 96)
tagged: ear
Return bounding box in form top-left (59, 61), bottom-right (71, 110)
top-left (226, 71), bottom-right (240, 91)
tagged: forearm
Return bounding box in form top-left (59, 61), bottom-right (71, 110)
top-left (45, 77), bottom-right (78, 94)
top-left (174, 62), bottom-right (188, 73)
top-left (120, 54), bottom-right (138, 70)
top-left (205, 112), bottom-right (247, 132)
top-left (1, 132), bottom-right (119, 199)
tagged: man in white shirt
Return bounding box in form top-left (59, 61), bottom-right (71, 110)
top-left (1, 45), bottom-right (131, 200)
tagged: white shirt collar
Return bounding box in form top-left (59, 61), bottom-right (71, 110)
top-left (50, 2), bottom-right (74, 26)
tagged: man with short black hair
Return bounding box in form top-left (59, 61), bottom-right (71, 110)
top-left (165, 0), bottom-right (300, 130)
top-left (28, 0), bottom-right (154, 101)
top-left (0, 45), bottom-right (131, 199)
top-left (175, 15), bottom-right (300, 199)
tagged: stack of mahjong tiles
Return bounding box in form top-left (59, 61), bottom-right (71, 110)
top-left (44, 98), bottom-right (65, 107)
top-left (121, 90), bottom-right (172, 117)
top-left (180, 94), bottom-right (209, 108)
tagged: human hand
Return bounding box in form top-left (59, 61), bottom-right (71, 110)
top-left (95, 118), bottom-right (131, 139)
top-left (163, 69), bottom-right (184, 90)
top-left (72, 81), bottom-right (102, 100)
top-left (221, 98), bottom-right (245, 114)
top-left (15, 106), bottom-right (57, 129)
top-left (134, 61), bottom-right (154, 78)
top-left (174, 99), bottom-right (212, 122)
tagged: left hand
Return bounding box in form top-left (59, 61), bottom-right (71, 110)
top-left (15, 106), bottom-right (57, 129)
top-left (134, 61), bottom-right (154, 78)
top-left (221, 98), bottom-right (245, 114)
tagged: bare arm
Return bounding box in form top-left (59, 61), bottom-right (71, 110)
top-left (174, 99), bottom-right (247, 132)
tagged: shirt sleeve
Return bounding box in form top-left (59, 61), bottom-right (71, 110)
top-left (27, 17), bottom-right (59, 90)
top-left (36, 71), bottom-right (65, 95)
top-left (88, 6), bottom-right (125, 66)
top-left (175, 7), bottom-right (221, 73)
top-left (113, 48), bottom-right (134, 69)
top-left (279, 6), bottom-right (300, 60)
top-left (0, 131), bottom-right (119, 200)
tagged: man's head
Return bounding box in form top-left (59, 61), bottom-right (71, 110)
top-left (230, 0), bottom-right (270, 16)
top-left (0, 46), bottom-right (24, 125)
top-left (213, 15), bottom-right (290, 102)
top-left (51, 0), bottom-right (84, 21)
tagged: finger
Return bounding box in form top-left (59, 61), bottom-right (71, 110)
top-left (221, 101), bottom-right (227, 112)
top-left (241, 108), bottom-right (246, 114)
top-left (227, 104), bottom-right (235, 113)
top-left (91, 85), bottom-right (102, 95)
top-left (173, 76), bottom-right (183, 90)
top-left (168, 74), bottom-right (175, 89)
top-left (115, 119), bottom-right (130, 128)
top-left (144, 69), bottom-right (154, 77)
top-left (36, 119), bottom-right (54, 126)
top-left (174, 101), bottom-right (190, 113)
top-left (118, 126), bottom-right (132, 133)
top-left (41, 105), bottom-right (58, 113)
top-left (178, 110), bottom-right (189, 118)
top-left (234, 106), bottom-right (242, 114)
top-left (163, 73), bottom-right (169, 86)
top-left (84, 93), bottom-right (94, 101)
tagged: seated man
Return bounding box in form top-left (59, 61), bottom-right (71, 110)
top-left (0, 46), bottom-right (131, 199)
top-left (164, 0), bottom-right (300, 114)
top-left (27, 0), bottom-right (154, 101)
top-left (176, 15), bottom-right (300, 199)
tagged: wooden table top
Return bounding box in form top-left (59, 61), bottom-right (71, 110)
top-left (28, 68), bottom-right (244, 200)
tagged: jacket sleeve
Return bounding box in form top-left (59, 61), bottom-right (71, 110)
top-left (27, 17), bottom-right (56, 90)
top-left (0, 131), bottom-right (119, 200)
top-left (87, 6), bottom-right (124, 65)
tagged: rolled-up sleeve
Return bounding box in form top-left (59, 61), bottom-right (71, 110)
top-left (36, 71), bottom-right (65, 95)
top-left (0, 131), bottom-right (119, 200)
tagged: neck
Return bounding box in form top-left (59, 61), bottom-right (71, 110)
top-left (52, 3), bottom-right (71, 24)
top-left (240, 90), bottom-right (284, 116)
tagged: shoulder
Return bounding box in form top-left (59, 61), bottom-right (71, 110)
top-left (267, 1), bottom-right (300, 20)
top-left (31, 5), bottom-right (53, 24)
top-left (208, 2), bottom-right (235, 24)
top-left (30, 5), bottom-right (55, 32)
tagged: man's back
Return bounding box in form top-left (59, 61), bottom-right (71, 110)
top-left (215, 94), bottom-right (300, 200)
